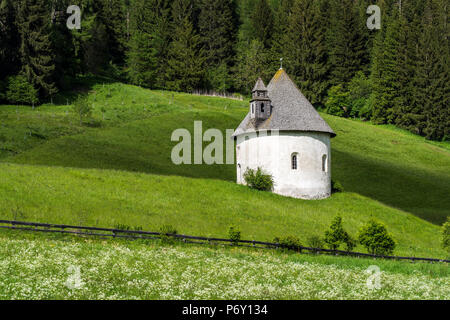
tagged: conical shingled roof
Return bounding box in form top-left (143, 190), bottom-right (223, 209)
top-left (233, 69), bottom-right (336, 138)
top-left (252, 78), bottom-right (267, 92)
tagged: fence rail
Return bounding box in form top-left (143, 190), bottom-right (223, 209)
top-left (0, 220), bottom-right (448, 263)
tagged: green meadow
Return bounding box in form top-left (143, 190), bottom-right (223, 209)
top-left (0, 78), bottom-right (449, 260)
top-left (0, 230), bottom-right (448, 300)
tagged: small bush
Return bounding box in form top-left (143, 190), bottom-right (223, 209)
top-left (324, 216), bottom-right (353, 251)
top-left (358, 219), bottom-right (396, 255)
top-left (160, 224), bottom-right (178, 243)
top-left (73, 96), bottom-right (92, 125)
top-left (332, 180), bottom-right (344, 193)
top-left (345, 236), bottom-right (357, 252)
top-left (160, 224), bottom-right (177, 235)
top-left (0, 80), bottom-right (6, 102)
top-left (307, 235), bottom-right (324, 249)
top-left (325, 85), bottom-right (350, 117)
top-left (114, 224), bottom-right (143, 231)
top-left (228, 226), bottom-right (241, 245)
top-left (274, 236), bottom-right (303, 251)
top-left (442, 218), bottom-right (450, 252)
top-left (243, 167), bottom-right (274, 191)
top-left (6, 75), bottom-right (39, 106)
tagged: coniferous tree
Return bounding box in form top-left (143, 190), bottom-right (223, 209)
top-left (413, 1), bottom-right (449, 140)
top-left (392, 3), bottom-right (423, 134)
top-left (198, 0), bottom-right (238, 91)
top-left (327, 0), bottom-right (367, 87)
top-left (269, 0), bottom-right (293, 72)
top-left (127, 0), bottom-right (160, 88)
top-left (0, 0), bottom-right (20, 82)
top-left (282, 0), bottom-right (330, 108)
top-left (251, 0), bottom-right (274, 48)
top-left (50, 0), bottom-right (77, 90)
top-left (165, 0), bottom-right (205, 92)
top-left (234, 38), bottom-right (274, 93)
top-left (17, 0), bottom-right (57, 98)
top-left (98, 0), bottom-right (128, 67)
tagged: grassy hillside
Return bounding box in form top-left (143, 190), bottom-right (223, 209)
top-left (0, 230), bottom-right (448, 300)
top-left (0, 79), bottom-right (449, 259)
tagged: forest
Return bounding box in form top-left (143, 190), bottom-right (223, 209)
top-left (0, 0), bottom-right (448, 141)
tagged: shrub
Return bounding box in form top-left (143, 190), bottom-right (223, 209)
top-left (307, 235), bottom-right (324, 249)
top-left (358, 219), bottom-right (396, 255)
top-left (345, 236), bottom-right (357, 252)
top-left (348, 71), bottom-right (371, 118)
top-left (228, 226), bottom-right (241, 245)
top-left (274, 236), bottom-right (303, 251)
top-left (160, 224), bottom-right (178, 243)
top-left (114, 224), bottom-right (143, 232)
top-left (243, 167), bottom-right (274, 191)
top-left (331, 180), bottom-right (344, 193)
top-left (325, 85), bottom-right (350, 117)
top-left (6, 75), bottom-right (39, 106)
top-left (0, 80), bottom-right (6, 102)
top-left (160, 224), bottom-right (177, 235)
top-left (73, 96), bottom-right (92, 125)
top-left (324, 216), bottom-right (353, 251)
top-left (442, 217), bottom-right (450, 252)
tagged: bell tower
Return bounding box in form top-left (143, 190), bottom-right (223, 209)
top-left (250, 78), bottom-right (271, 120)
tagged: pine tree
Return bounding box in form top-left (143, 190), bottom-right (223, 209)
top-left (0, 0), bottom-right (20, 80)
top-left (97, 0), bottom-right (128, 67)
top-left (270, 0), bottom-right (293, 72)
top-left (282, 0), bottom-right (330, 108)
top-left (198, 0), bottom-right (238, 91)
top-left (165, 0), bottom-right (205, 92)
top-left (327, 0), bottom-right (368, 87)
top-left (251, 0), bottom-right (274, 48)
top-left (369, 13), bottom-right (400, 124)
top-left (50, 0), bottom-right (77, 90)
top-left (234, 39), bottom-right (272, 93)
top-left (198, 0), bottom-right (237, 67)
top-left (413, 1), bottom-right (449, 140)
top-left (17, 0), bottom-right (57, 99)
top-left (127, 0), bottom-right (159, 88)
top-left (392, 3), bottom-right (423, 134)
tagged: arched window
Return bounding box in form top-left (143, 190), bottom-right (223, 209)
top-left (322, 154), bottom-right (328, 172)
top-left (261, 103), bottom-right (265, 113)
top-left (292, 153), bottom-right (298, 170)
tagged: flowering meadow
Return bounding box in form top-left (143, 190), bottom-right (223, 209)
top-left (0, 231), bottom-right (448, 300)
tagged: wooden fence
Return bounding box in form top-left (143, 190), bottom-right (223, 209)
top-left (0, 219), bottom-right (448, 263)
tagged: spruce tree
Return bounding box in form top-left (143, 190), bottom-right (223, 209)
top-left (234, 39), bottom-right (272, 93)
top-left (0, 0), bottom-right (20, 80)
top-left (327, 0), bottom-right (367, 87)
top-left (50, 0), bottom-right (77, 90)
top-left (251, 0), bottom-right (274, 48)
top-left (198, 0), bottom-right (237, 67)
top-left (282, 0), bottom-right (330, 108)
top-left (17, 0), bottom-right (57, 99)
top-left (270, 0), bottom-right (293, 72)
top-left (127, 0), bottom-right (159, 88)
top-left (392, 6), bottom-right (423, 134)
top-left (165, 0), bottom-right (205, 92)
top-left (413, 1), bottom-right (449, 140)
top-left (198, 0), bottom-right (238, 91)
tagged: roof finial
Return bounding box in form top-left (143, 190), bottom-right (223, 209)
top-left (280, 58), bottom-right (283, 70)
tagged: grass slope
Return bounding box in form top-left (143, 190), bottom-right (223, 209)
top-left (0, 79), bottom-right (449, 259)
top-left (0, 230), bottom-right (448, 300)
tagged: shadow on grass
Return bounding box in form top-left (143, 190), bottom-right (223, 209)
top-left (332, 149), bottom-right (450, 225)
top-left (51, 75), bottom-right (117, 106)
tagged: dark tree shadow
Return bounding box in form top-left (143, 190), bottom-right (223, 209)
top-left (332, 149), bottom-right (450, 225)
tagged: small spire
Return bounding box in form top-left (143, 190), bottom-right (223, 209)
top-left (280, 58), bottom-right (283, 70)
